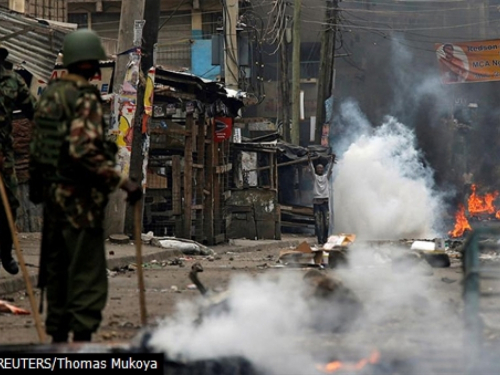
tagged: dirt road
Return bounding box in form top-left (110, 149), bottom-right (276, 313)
top-left (2, 238), bottom-right (500, 375)
top-left (0, 240), bottom-right (300, 344)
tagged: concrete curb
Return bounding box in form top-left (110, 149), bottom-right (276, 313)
top-left (0, 240), bottom-right (308, 295)
top-left (220, 239), bottom-right (311, 253)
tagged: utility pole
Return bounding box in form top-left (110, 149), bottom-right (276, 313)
top-left (105, 0), bottom-right (145, 236)
top-left (224, 0), bottom-right (239, 89)
top-left (279, 41), bottom-right (291, 142)
top-left (291, 0), bottom-right (302, 145)
top-left (124, 0), bottom-right (162, 235)
top-left (315, 0), bottom-right (339, 144)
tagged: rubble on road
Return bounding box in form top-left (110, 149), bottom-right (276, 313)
top-left (151, 236), bottom-right (215, 256)
top-left (278, 234), bottom-right (356, 269)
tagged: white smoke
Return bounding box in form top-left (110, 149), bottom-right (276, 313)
top-left (149, 273), bottom-right (320, 374)
top-left (332, 110), bottom-right (447, 240)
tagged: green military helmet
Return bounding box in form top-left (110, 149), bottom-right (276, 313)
top-left (62, 29), bottom-right (107, 67)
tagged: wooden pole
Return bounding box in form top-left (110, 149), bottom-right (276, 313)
top-left (224, 0), bottom-right (239, 89)
top-left (106, 0), bottom-right (145, 236)
top-left (134, 201), bottom-right (147, 326)
top-left (0, 172), bottom-right (46, 343)
top-left (291, 0), bottom-right (302, 145)
top-left (315, 0), bottom-right (339, 144)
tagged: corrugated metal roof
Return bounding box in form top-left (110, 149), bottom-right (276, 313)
top-left (0, 7), bottom-right (74, 80)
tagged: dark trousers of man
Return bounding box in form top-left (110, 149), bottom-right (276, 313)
top-left (0, 168), bottom-right (18, 269)
top-left (41, 208), bottom-right (108, 342)
top-left (313, 199), bottom-right (329, 245)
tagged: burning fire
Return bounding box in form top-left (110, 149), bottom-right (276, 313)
top-left (449, 204), bottom-right (472, 238)
top-left (468, 184), bottom-right (498, 216)
top-left (317, 350), bottom-right (381, 373)
top-left (449, 184), bottom-right (500, 238)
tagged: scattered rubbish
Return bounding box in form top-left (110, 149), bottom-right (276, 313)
top-left (152, 237), bottom-right (215, 256)
top-left (323, 234), bottom-right (356, 250)
top-left (107, 269), bottom-right (118, 277)
top-left (170, 286), bottom-right (179, 292)
top-left (411, 240), bottom-right (436, 252)
top-left (0, 300), bottom-right (30, 315)
top-left (278, 241), bottom-right (328, 267)
top-left (168, 258), bottom-right (184, 266)
top-left (141, 231), bottom-right (154, 244)
top-left (187, 284), bottom-right (198, 290)
top-left (143, 260), bottom-right (164, 270)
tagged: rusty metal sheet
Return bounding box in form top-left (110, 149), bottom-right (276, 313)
top-left (0, 8), bottom-right (73, 80)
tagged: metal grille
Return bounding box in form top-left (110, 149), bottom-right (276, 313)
top-left (462, 225), bottom-right (500, 375)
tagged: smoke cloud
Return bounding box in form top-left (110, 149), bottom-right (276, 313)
top-left (149, 273), bottom-right (319, 374)
top-left (332, 110), bottom-right (447, 240)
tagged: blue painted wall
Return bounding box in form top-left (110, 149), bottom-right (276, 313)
top-left (191, 30), bottom-right (220, 81)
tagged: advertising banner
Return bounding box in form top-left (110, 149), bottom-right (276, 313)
top-left (214, 117), bottom-right (233, 142)
top-left (435, 40), bottom-right (500, 84)
top-left (30, 62), bottom-right (114, 97)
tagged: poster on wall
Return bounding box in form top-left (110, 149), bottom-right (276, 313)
top-left (214, 117), bottom-right (233, 142)
top-left (29, 62), bottom-right (114, 98)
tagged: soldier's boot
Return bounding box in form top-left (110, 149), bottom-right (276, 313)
top-left (73, 331), bottom-right (92, 342)
top-left (1, 255), bottom-right (19, 275)
top-left (52, 332), bottom-right (69, 343)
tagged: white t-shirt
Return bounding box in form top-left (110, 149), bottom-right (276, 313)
top-left (310, 162), bottom-right (331, 199)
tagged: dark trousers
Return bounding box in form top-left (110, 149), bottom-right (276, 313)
top-left (42, 208), bottom-right (108, 337)
top-left (0, 169), bottom-right (18, 264)
top-left (314, 200), bottom-right (329, 245)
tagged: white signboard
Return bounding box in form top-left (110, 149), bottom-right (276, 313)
top-left (30, 65), bottom-right (114, 98)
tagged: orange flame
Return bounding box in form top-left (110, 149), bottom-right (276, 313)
top-left (468, 184), bottom-right (499, 216)
top-left (317, 350), bottom-right (381, 373)
top-left (449, 205), bottom-right (472, 238)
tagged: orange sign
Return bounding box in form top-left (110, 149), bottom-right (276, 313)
top-left (435, 40), bottom-right (500, 84)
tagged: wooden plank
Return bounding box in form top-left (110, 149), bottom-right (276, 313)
top-left (215, 163), bottom-right (232, 174)
top-left (149, 128), bottom-right (192, 136)
top-left (195, 119), bottom-right (206, 242)
top-left (183, 113), bottom-right (194, 239)
top-left (204, 117), bottom-right (215, 244)
top-left (192, 205), bottom-right (204, 210)
top-left (213, 135), bottom-right (221, 240)
top-left (153, 89), bottom-right (197, 101)
top-left (279, 204), bottom-right (314, 216)
top-left (172, 155), bottom-right (182, 216)
top-left (192, 163), bottom-right (204, 169)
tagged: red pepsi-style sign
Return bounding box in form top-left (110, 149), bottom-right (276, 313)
top-left (214, 117), bottom-right (233, 142)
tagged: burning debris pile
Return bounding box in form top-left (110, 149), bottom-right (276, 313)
top-left (449, 184), bottom-right (500, 238)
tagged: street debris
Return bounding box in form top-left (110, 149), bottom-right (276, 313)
top-left (152, 237), bottom-right (215, 256)
top-left (410, 240), bottom-right (451, 268)
top-left (0, 300), bottom-right (30, 315)
top-left (278, 234), bottom-right (356, 269)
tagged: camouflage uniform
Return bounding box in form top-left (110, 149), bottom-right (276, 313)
top-left (31, 74), bottom-right (125, 338)
top-left (0, 63), bottom-right (35, 271)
